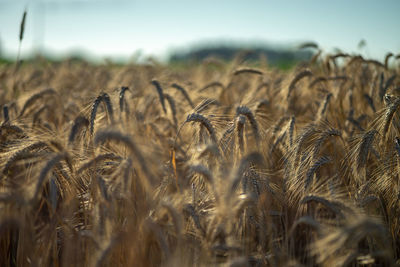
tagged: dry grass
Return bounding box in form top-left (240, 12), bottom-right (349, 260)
top-left (0, 50), bottom-right (399, 267)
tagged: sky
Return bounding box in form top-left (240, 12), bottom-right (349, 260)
top-left (0, 0), bottom-right (399, 62)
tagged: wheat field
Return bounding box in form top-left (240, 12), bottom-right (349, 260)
top-left (0, 50), bottom-right (399, 266)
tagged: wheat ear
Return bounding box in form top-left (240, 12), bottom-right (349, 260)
top-left (287, 69), bottom-right (312, 99)
top-left (19, 88), bottom-right (56, 117)
top-left (119, 86), bottom-right (130, 112)
top-left (68, 116), bottom-right (89, 144)
top-left (2, 105), bottom-right (9, 123)
top-left (151, 79), bottom-right (167, 114)
top-left (94, 130), bottom-right (155, 185)
top-left (186, 113), bottom-right (217, 143)
top-left (171, 83), bottom-right (194, 108)
top-left (236, 106), bottom-right (260, 143)
top-left (233, 68), bottom-right (263, 76)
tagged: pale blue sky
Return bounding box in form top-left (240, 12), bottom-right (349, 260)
top-left (0, 0), bottom-right (399, 61)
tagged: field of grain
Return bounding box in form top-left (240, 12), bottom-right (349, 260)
top-left (0, 50), bottom-right (399, 266)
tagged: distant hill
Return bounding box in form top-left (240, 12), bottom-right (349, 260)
top-left (168, 44), bottom-right (313, 68)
